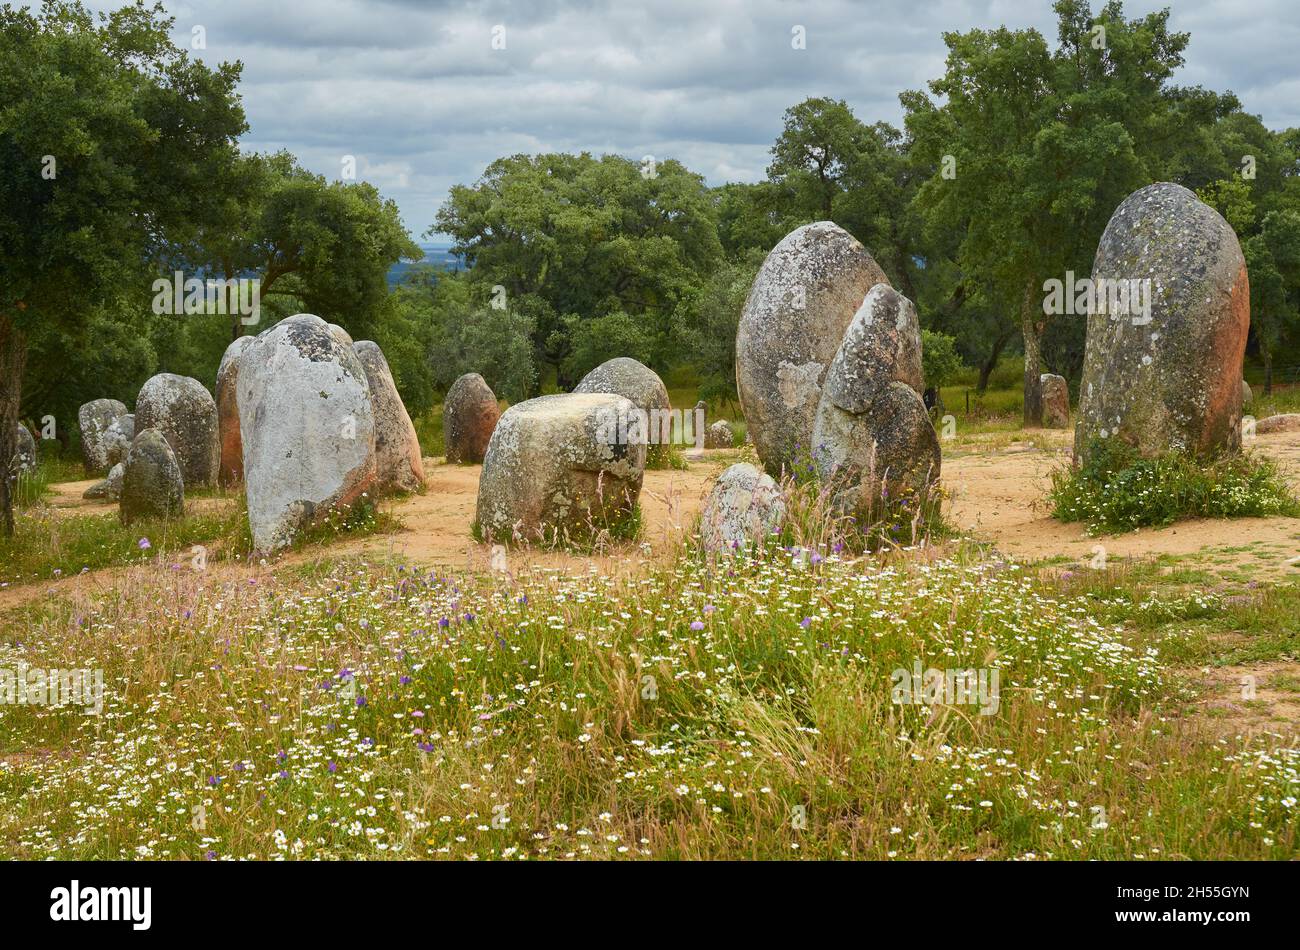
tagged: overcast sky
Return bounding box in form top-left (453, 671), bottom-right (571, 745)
top-left (72, 0), bottom-right (1300, 240)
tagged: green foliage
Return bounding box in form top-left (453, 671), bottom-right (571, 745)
top-left (433, 152), bottom-right (722, 384)
top-left (903, 0), bottom-right (1239, 419)
top-left (1049, 439), bottom-right (1300, 534)
top-left (920, 330), bottom-right (965, 391)
top-left (673, 250), bottom-right (763, 406)
top-left (560, 311), bottom-right (655, 383)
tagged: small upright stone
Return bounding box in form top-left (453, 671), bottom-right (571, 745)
top-left (354, 340), bottom-right (425, 494)
top-left (444, 373), bottom-right (500, 464)
top-left (699, 463), bottom-right (785, 551)
top-left (78, 398), bottom-right (128, 475)
top-left (103, 414), bottom-right (135, 468)
top-left (1040, 374), bottom-right (1070, 429)
top-left (119, 429), bottom-right (184, 524)
top-left (1242, 380), bottom-right (1253, 410)
top-left (135, 373), bottom-right (220, 488)
top-left (704, 420), bottom-right (734, 448)
top-left (11, 424), bottom-right (36, 473)
top-left (574, 358), bottom-right (673, 466)
top-left (216, 336), bottom-right (255, 487)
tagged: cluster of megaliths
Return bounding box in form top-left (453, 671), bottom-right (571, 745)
top-left (34, 181), bottom-right (1297, 554)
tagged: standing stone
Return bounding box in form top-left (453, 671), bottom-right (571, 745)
top-left (811, 284), bottom-right (939, 513)
top-left (78, 398), bottom-right (128, 475)
top-left (119, 429), bottom-right (184, 524)
top-left (11, 424), bottom-right (36, 473)
top-left (217, 336), bottom-right (255, 487)
top-left (354, 340), bottom-right (425, 494)
top-left (237, 314), bottom-right (376, 552)
top-left (1040, 374), bottom-right (1070, 429)
top-left (699, 463), bottom-right (785, 551)
top-left (1076, 183), bottom-right (1249, 464)
top-left (574, 357), bottom-right (673, 466)
top-left (135, 374), bottom-right (219, 488)
top-left (737, 221), bottom-right (890, 476)
top-left (444, 373), bottom-right (500, 464)
top-left (103, 413), bottom-right (135, 468)
top-left (704, 420), bottom-right (735, 448)
top-left (84, 462), bottom-right (125, 502)
top-left (1242, 380), bottom-right (1253, 410)
top-left (475, 393), bottom-right (645, 544)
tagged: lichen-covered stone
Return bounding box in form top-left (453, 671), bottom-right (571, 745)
top-left (119, 429), bottom-right (184, 524)
top-left (444, 373), bottom-right (500, 464)
top-left (11, 424), bottom-right (36, 473)
top-left (237, 314), bottom-right (377, 553)
top-left (103, 414), bottom-right (135, 469)
top-left (217, 336), bottom-right (255, 487)
top-left (354, 340), bottom-right (425, 494)
top-left (1256, 413), bottom-right (1300, 434)
top-left (811, 285), bottom-right (939, 513)
top-left (699, 463), bottom-right (785, 551)
top-left (1076, 183), bottom-right (1249, 464)
top-left (574, 358), bottom-right (673, 465)
top-left (704, 420), bottom-right (734, 448)
top-left (1040, 374), bottom-right (1070, 429)
top-left (136, 374), bottom-right (220, 488)
top-left (84, 462), bottom-right (124, 501)
top-left (736, 221), bottom-right (890, 476)
top-left (78, 398), bottom-right (128, 475)
top-left (475, 393), bottom-right (645, 544)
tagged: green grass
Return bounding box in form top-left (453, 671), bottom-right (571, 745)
top-left (1, 537), bottom-right (1295, 860)
top-left (0, 495), bottom-right (398, 587)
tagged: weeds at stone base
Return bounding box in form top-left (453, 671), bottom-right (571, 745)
top-left (1049, 439), bottom-right (1299, 535)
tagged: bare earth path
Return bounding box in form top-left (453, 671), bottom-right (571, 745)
top-left (944, 429), bottom-right (1300, 581)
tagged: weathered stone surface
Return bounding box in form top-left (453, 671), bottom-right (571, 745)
top-left (704, 420), bottom-right (734, 448)
top-left (1256, 413), bottom-right (1300, 434)
top-left (574, 358), bottom-right (673, 464)
top-left (1076, 182), bottom-right (1249, 464)
top-left (237, 314), bottom-right (377, 552)
top-left (1242, 380), bottom-right (1254, 409)
top-left (444, 373), bottom-right (500, 464)
top-left (699, 463), bottom-right (785, 551)
top-left (78, 398), bottom-right (128, 475)
top-left (353, 340), bottom-right (425, 494)
top-left (736, 221), bottom-right (891, 475)
top-left (12, 424), bottom-right (36, 473)
top-left (1041, 374), bottom-right (1070, 429)
top-left (103, 414), bottom-right (135, 469)
top-left (475, 393), bottom-right (645, 544)
top-left (217, 336), bottom-right (255, 487)
top-left (84, 462), bottom-right (125, 501)
top-left (135, 374), bottom-right (219, 488)
top-left (811, 285), bottom-right (939, 512)
top-left (119, 429), bottom-right (184, 524)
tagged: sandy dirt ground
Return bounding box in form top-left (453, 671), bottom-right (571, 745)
top-left (944, 429), bottom-right (1300, 581)
top-left (6, 430), bottom-right (1300, 612)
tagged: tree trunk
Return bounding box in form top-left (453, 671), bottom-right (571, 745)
top-left (1263, 347), bottom-right (1273, 396)
top-left (0, 314), bottom-right (28, 537)
top-left (976, 327), bottom-right (1014, 395)
top-left (1021, 287), bottom-right (1044, 427)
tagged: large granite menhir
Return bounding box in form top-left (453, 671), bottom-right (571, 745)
top-left (1076, 182), bottom-right (1249, 464)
